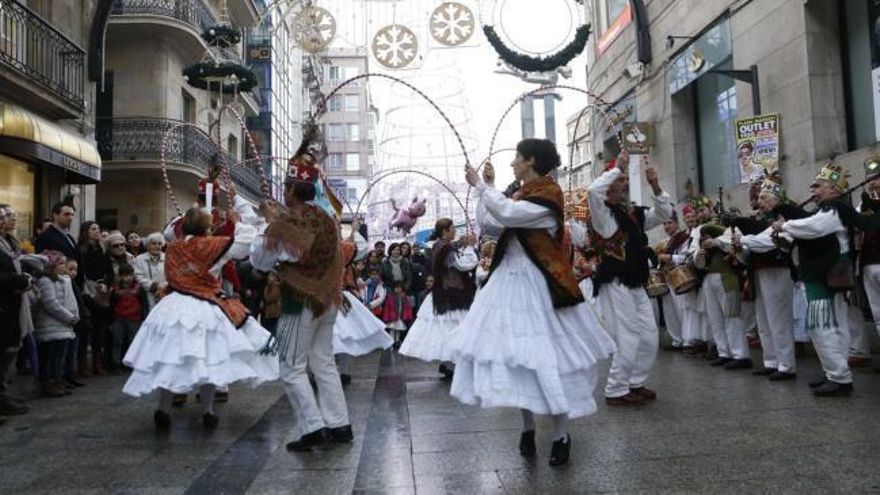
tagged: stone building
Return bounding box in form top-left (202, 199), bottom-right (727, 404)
top-left (560, 106), bottom-right (594, 192)
top-left (584, 0), bottom-right (877, 210)
top-left (0, 0), bottom-right (104, 241)
top-left (95, 0), bottom-right (263, 234)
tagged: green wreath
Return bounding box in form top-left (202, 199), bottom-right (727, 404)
top-left (483, 24), bottom-right (591, 73)
top-left (183, 61), bottom-right (257, 94)
top-left (201, 25), bottom-right (242, 48)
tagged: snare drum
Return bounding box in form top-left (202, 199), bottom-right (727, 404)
top-left (668, 265), bottom-right (699, 295)
top-left (645, 269), bottom-right (669, 298)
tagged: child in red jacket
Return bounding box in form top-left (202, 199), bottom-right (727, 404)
top-left (382, 281), bottom-right (414, 349)
top-left (110, 263), bottom-right (149, 371)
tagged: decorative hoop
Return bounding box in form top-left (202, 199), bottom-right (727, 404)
top-left (159, 121), bottom-right (231, 217)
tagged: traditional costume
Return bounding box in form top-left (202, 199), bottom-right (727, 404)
top-left (122, 214), bottom-right (278, 428)
top-left (777, 164), bottom-right (856, 396)
top-left (657, 222), bottom-right (690, 349)
top-left (858, 158), bottom-right (880, 363)
top-left (588, 166), bottom-right (673, 404)
top-left (250, 156), bottom-right (352, 449)
top-left (447, 169), bottom-right (615, 466)
top-left (399, 236), bottom-right (477, 372)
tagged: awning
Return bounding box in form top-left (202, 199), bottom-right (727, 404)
top-left (0, 103), bottom-right (101, 183)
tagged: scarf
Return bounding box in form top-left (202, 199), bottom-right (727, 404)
top-left (389, 255), bottom-right (404, 282)
top-left (0, 234), bottom-right (34, 338)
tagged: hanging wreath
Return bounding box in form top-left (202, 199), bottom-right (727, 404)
top-left (201, 25), bottom-right (242, 48)
top-left (483, 24), bottom-right (591, 73)
top-left (183, 61), bottom-right (258, 94)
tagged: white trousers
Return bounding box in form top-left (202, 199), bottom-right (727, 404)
top-left (740, 300), bottom-right (756, 337)
top-left (278, 306), bottom-right (350, 439)
top-left (863, 264), bottom-right (880, 342)
top-left (808, 293), bottom-right (853, 384)
top-left (681, 289), bottom-right (705, 345)
top-left (661, 291), bottom-right (684, 347)
top-left (754, 268), bottom-right (796, 372)
top-left (599, 281), bottom-right (659, 398)
top-left (703, 274), bottom-right (749, 359)
top-left (847, 301), bottom-right (870, 357)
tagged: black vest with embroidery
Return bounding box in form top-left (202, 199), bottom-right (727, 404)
top-left (593, 204), bottom-right (650, 292)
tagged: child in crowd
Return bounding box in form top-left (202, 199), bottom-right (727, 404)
top-left (415, 275), bottom-right (434, 312)
top-left (110, 264), bottom-right (148, 371)
top-left (383, 281), bottom-right (414, 349)
top-left (33, 251), bottom-right (78, 398)
top-left (64, 259), bottom-right (90, 386)
top-left (362, 267), bottom-right (386, 317)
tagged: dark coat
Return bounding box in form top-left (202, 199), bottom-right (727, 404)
top-left (380, 257), bottom-right (413, 292)
top-left (34, 225), bottom-right (77, 260)
top-left (0, 248), bottom-right (30, 349)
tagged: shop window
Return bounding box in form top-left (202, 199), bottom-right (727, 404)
top-left (840, 0), bottom-right (877, 150)
top-left (0, 156), bottom-right (34, 242)
top-left (695, 59), bottom-right (739, 193)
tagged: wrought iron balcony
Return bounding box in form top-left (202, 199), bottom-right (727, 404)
top-left (110, 0), bottom-right (218, 33)
top-left (0, 0), bottom-right (86, 111)
top-left (96, 117), bottom-right (264, 201)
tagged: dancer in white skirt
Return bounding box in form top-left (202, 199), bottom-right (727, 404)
top-left (123, 207), bottom-right (279, 430)
top-left (452, 138), bottom-right (616, 466)
top-left (334, 218), bottom-right (393, 384)
top-left (399, 218), bottom-right (478, 379)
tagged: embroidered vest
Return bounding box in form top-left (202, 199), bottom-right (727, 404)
top-left (592, 204), bottom-right (650, 291)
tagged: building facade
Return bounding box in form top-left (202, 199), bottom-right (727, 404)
top-left (585, 0), bottom-right (876, 211)
top-left (0, 0), bottom-right (104, 242)
top-left (321, 46), bottom-right (374, 219)
top-left (560, 106), bottom-right (594, 192)
top-left (96, 0), bottom-right (263, 234)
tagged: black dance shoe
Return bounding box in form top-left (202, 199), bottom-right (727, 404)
top-left (549, 434), bottom-right (571, 466)
top-left (812, 381), bottom-right (853, 397)
top-left (808, 378), bottom-right (828, 389)
top-left (153, 410), bottom-right (171, 430)
top-left (327, 425), bottom-right (354, 443)
top-left (768, 371), bottom-right (796, 381)
top-left (519, 430), bottom-right (536, 457)
top-left (751, 367), bottom-right (774, 376)
top-left (709, 357), bottom-right (732, 367)
top-left (287, 429), bottom-right (327, 451)
top-left (723, 359), bottom-right (753, 370)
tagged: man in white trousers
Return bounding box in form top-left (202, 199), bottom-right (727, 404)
top-left (588, 152), bottom-right (674, 406)
top-left (857, 159), bottom-right (880, 371)
top-left (656, 215), bottom-right (690, 349)
top-left (251, 153), bottom-right (351, 450)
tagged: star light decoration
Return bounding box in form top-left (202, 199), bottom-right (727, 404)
top-left (430, 2), bottom-right (475, 47)
top-left (372, 24), bottom-right (419, 69)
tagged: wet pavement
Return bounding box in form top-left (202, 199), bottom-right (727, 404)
top-left (3, 347), bottom-right (880, 494)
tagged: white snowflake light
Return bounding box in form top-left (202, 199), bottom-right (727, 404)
top-left (430, 2), bottom-right (475, 47)
top-left (372, 24), bottom-right (419, 69)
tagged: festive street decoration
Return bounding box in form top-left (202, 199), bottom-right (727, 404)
top-left (201, 25), bottom-right (242, 48)
top-left (430, 2), bottom-right (475, 47)
top-left (482, 24), bottom-right (591, 73)
top-left (389, 197), bottom-right (428, 235)
top-left (183, 61), bottom-right (257, 94)
top-left (292, 6), bottom-right (336, 53)
top-left (372, 24), bottom-right (419, 69)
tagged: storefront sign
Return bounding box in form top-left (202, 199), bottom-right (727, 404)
top-left (734, 113), bottom-right (779, 183)
top-left (597, 2), bottom-right (632, 54)
top-left (668, 18), bottom-right (732, 95)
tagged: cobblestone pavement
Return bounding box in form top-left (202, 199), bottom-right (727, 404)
top-left (3, 348), bottom-right (880, 494)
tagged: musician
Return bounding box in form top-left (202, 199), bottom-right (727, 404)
top-left (655, 213), bottom-right (689, 349)
top-left (588, 151), bottom-right (674, 406)
top-left (771, 163), bottom-right (857, 396)
top-left (856, 158), bottom-right (880, 370)
top-left (679, 199), bottom-right (712, 357)
top-left (720, 174), bottom-right (808, 381)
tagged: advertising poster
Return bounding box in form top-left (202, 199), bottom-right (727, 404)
top-left (734, 114), bottom-right (779, 183)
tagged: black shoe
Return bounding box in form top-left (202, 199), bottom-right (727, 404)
top-left (326, 425), bottom-right (354, 443)
top-left (203, 412), bottom-right (219, 429)
top-left (519, 430), bottom-right (536, 457)
top-left (724, 359), bottom-right (753, 370)
top-left (64, 377), bottom-right (87, 388)
top-left (709, 357), bottom-right (732, 367)
top-left (153, 410), bottom-right (171, 430)
top-left (751, 367), bottom-right (774, 376)
top-left (340, 373), bottom-right (352, 386)
top-left (808, 378), bottom-right (828, 389)
top-left (812, 381), bottom-right (853, 397)
top-left (768, 371), bottom-right (796, 381)
top-left (549, 434), bottom-right (571, 466)
top-left (286, 429), bottom-right (327, 451)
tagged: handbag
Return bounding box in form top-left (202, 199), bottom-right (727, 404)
top-left (826, 260), bottom-right (855, 291)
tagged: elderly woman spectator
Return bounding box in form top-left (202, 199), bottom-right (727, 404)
top-left (106, 231), bottom-right (135, 282)
top-left (0, 204), bottom-right (32, 418)
top-left (133, 232), bottom-right (166, 310)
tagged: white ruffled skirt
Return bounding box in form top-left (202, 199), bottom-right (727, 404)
top-left (399, 294), bottom-right (468, 363)
top-left (447, 240), bottom-right (616, 419)
top-left (122, 292), bottom-right (279, 396)
top-left (333, 291), bottom-right (394, 356)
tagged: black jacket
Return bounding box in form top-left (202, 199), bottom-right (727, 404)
top-left (0, 248), bottom-right (30, 349)
top-left (34, 225), bottom-right (77, 261)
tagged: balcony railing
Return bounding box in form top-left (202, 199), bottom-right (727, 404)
top-left (97, 117), bottom-right (264, 200)
top-left (0, 0), bottom-right (86, 110)
top-left (110, 0), bottom-right (218, 34)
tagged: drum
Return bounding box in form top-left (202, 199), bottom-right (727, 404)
top-left (668, 265), bottom-right (699, 295)
top-left (645, 269), bottom-right (669, 298)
